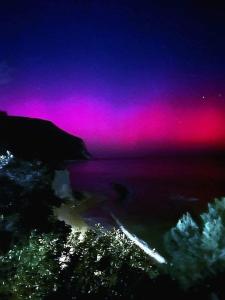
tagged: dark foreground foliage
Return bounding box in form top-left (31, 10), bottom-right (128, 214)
top-left (1, 150), bottom-right (225, 299)
top-left (0, 226), bottom-right (162, 300)
top-left (0, 151), bottom-right (66, 253)
top-left (0, 151), bottom-right (163, 299)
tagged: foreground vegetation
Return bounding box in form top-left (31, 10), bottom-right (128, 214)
top-left (0, 150), bottom-right (225, 299)
top-left (0, 151), bottom-right (160, 299)
top-left (164, 197), bottom-right (225, 298)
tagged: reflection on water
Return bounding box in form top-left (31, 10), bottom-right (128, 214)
top-left (66, 156), bottom-right (225, 249)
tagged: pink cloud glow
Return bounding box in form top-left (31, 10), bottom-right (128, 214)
top-left (2, 95), bottom-right (225, 156)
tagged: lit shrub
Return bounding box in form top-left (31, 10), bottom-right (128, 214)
top-left (0, 225), bottom-right (160, 299)
top-left (0, 150), bottom-right (13, 170)
top-left (55, 225), bottom-right (159, 299)
top-left (0, 231), bottom-right (62, 299)
top-left (164, 198), bottom-right (225, 289)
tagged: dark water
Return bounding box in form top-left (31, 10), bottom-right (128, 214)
top-left (67, 156), bottom-right (225, 249)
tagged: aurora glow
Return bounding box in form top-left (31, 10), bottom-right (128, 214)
top-left (1, 96), bottom-right (225, 156)
top-left (1, 1), bottom-right (225, 157)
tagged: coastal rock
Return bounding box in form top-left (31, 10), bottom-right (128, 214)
top-left (52, 170), bottom-right (74, 200)
top-left (0, 112), bottom-right (90, 162)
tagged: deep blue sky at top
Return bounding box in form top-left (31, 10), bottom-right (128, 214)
top-left (1, 0), bottom-right (225, 106)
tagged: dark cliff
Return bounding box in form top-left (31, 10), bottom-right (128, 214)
top-left (0, 113), bottom-right (90, 162)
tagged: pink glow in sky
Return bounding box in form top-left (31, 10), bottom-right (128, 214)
top-left (2, 94), bottom-right (225, 157)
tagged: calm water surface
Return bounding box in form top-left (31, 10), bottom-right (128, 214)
top-left (67, 156), bottom-right (225, 249)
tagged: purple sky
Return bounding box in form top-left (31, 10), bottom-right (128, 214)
top-left (1, 1), bottom-right (225, 157)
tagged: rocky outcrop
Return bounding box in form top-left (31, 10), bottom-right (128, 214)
top-left (0, 112), bottom-right (90, 162)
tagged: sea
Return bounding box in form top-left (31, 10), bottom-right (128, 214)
top-left (67, 155), bottom-right (225, 250)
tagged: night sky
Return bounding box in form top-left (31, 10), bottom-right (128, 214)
top-left (1, 0), bottom-right (225, 156)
